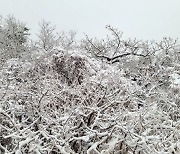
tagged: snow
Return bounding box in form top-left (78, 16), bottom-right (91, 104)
top-left (171, 73), bottom-right (180, 85)
top-left (107, 137), bottom-right (119, 151)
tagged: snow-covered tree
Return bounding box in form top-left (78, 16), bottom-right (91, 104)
top-left (37, 20), bottom-right (77, 52)
top-left (0, 15), bottom-right (29, 67)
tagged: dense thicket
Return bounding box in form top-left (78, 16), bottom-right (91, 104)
top-left (0, 16), bottom-right (180, 154)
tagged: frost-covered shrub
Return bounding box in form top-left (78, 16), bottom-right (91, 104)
top-left (0, 23), bottom-right (180, 154)
top-left (52, 54), bottom-right (86, 85)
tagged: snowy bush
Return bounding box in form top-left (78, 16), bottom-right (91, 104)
top-left (0, 19), bottom-right (180, 154)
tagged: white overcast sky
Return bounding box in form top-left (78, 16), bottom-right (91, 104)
top-left (1, 0), bottom-right (180, 41)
